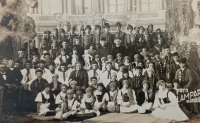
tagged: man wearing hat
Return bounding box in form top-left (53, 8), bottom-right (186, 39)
top-left (169, 52), bottom-right (180, 82)
top-left (125, 24), bottom-right (134, 48)
top-left (83, 25), bottom-right (94, 49)
top-left (93, 25), bottom-right (101, 49)
top-left (112, 38), bottom-right (126, 59)
top-left (100, 23), bottom-right (114, 48)
top-left (30, 69), bottom-right (49, 97)
top-left (88, 61), bottom-right (102, 85)
top-left (114, 22), bottom-right (125, 46)
top-left (98, 37), bottom-right (111, 58)
top-left (175, 58), bottom-right (193, 89)
top-left (67, 25), bottom-right (78, 47)
top-left (52, 28), bottom-right (59, 43)
top-left (21, 60), bottom-right (36, 85)
top-left (100, 62), bottom-right (117, 87)
top-left (59, 41), bottom-right (71, 55)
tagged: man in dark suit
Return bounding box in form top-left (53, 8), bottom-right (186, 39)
top-left (100, 23), bottom-right (114, 48)
top-left (6, 59), bottom-right (22, 86)
top-left (69, 62), bottom-right (88, 90)
top-left (169, 52), bottom-right (180, 83)
top-left (112, 38), bottom-right (126, 59)
top-left (83, 25), bottom-right (94, 49)
top-left (98, 38), bottom-right (111, 58)
top-left (114, 22), bottom-right (125, 46)
top-left (67, 26), bottom-right (78, 47)
top-left (93, 25), bottom-right (101, 49)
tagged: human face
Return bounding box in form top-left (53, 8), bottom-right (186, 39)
top-left (0, 65), bottom-right (7, 73)
top-left (124, 59), bottom-right (129, 63)
top-left (53, 30), bottom-right (58, 35)
top-left (123, 83), bottom-right (128, 89)
top-left (8, 60), bottom-right (15, 68)
top-left (139, 29), bottom-right (143, 34)
top-left (60, 66), bottom-right (67, 72)
top-left (119, 66), bottom-right (125, 72)
top-left (159, 83), bottom-right (166, 90)
top-left (39, 63), bottom-right (45, 69)
top-left (142, 48), bottom-right (146, 52)
top-left (173, 82), bottom-right (179, 88)
top-left (67, 93), bottom-right (73, 100)
top-left (131, 36), bottom-right (135, 42)
top-left (70, 83), bottom-right (77, 89)
top-left (106, 64), bottom-right (112, 70)
top-left (45, 87), bottom-right (50, 94)
top-left (111, 75), bottom-right (117, 81)
top-left (61, 86), bottom-right (67, 93)
top-left (104, 28), bottom-right (109, 33)
top-left (173, 56), bottom-right (179, 62)
top-left (144, 35), bottom-right (149, 40)
top-left (36, 72), bottom-right (43, 78)
top-left (49, 65), bottom-right (55, 71)
top-left (147, 70), bottom-right (154, 76)
top-left (52, 76), bottom-right (58, 82)
top-left (85, 29), bottom-right (90, 34)
top-left (123, 73), bottom-right (129, 78)
top-left (18, 52), bottom-right (25, 57)
top-left (75, 39), bottom-right (80, 45)
top-left (25, 63), bottom-right (31, 69)
top-left (138, 62), bottom-right (143, 68)
top-left (33, 55), bottom-right (39, 61)
top-left (136, 69), bottom-right (142, 76)
top-left (44, 55), bottom-right (50, 61)
top-left (86, 92), bottom-right (92, 97)
top-left (84, 50), bottom-right (88, 54)
top-left (148, 63), bottom-right (154, 68)
top-left (61, 51), bottom-right (66, 55)
top-left (14, 63), bottom-right (20, 68)
top-left (95, 29), bottom-right (100, 34)
top-left (110, 86), bottom-right (116, 92)
top-left (97, 86), bottom-right (103, 92)
top-left (116, 26), bottom-right (121, 32)
top-left (149, 26), bottom-right (153, 32)
top-left (76, 63), bottom-right (81, 70)
top-left (117, 56), bottom-right (122, 61)
top-left (76, 90), bottom-right (82, 95)
top-left (95, 57), bottom-right (100, 62)
top-left (143, 84), bottom-right (148, 90)
top-left (62, 42), bottom-right (67, 47)
top-left (164, 48), bottom-right (170, 54)
top-left (91, 79), bottom-right (97, 85)
top-left (100, 41), bottom-right (106, 46)
top-left (145, 56), bottom-right (150, 61)
top-left (179, 63), bottom-right (186, 69)
top-left (73, 50), bottom-right (78, 54)
top-left (52, 43), bottom-right (56, 48)
top-left (92, 64), bottom-right (98, 70)
top-left (115, 40), bottom-right (121, 45)
top-left (128, 29), bottom-right (133, 33)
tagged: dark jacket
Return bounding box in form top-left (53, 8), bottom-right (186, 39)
top-left (69, 69), bottom-right (89, 87)
top-left (49, 81), bottom-right (62, 96)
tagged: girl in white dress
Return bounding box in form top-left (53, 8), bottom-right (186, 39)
top-left (82, 50), bottom-right (92, 67)
top-left (117, 80), bottom-right (138, 113)
top-left (151, 80), bottom-right (189, 121)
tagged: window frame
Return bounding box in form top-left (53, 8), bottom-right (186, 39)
top-left (72, 0), bottom-right (93, 15)
top-left (141, 0), bottom-right (157, 12)
top-left (108, 0), bottom-right (124, 13)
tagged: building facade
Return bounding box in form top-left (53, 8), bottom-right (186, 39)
top-left (29, 0), bottom-right (166, 47)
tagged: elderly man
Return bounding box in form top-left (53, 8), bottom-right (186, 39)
top-left (111, 38), bottom-right (126, 59)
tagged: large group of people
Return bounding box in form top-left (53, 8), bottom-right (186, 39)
top-left (0, 22), bottom-right (196, 121)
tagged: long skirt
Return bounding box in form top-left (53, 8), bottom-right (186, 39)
top-left (151, 106), bottom-right (189, 121)
top-left (138, 102), bottom-right (152, 113)
top-left (120, 102), bottom-right (138, 113)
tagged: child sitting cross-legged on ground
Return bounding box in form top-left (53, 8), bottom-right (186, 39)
top-left (78, 87), bottom-right (100, 116)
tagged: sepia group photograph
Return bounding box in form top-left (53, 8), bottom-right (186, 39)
top-left (1, 0), bottom-right (200, 123)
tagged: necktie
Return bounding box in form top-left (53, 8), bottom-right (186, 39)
top-left (63, 72), bottom-right (65, 81)
top-left (76, 70), bottom-right (79, 78)
top-left (93, 70), bottom-right (96, 77)
top-left (107, 71), bottom-right (111, 79)
top-left (26, 69), bottom-right (30, 82)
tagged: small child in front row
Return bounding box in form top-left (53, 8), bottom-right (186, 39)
top-left (107, 82), bottom-right (119, 113)
top-left (94, 83), bottom-right (109, 113)
top-left (79, 87), bottom-right (100, 116)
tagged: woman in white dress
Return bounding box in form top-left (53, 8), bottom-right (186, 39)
top-left (151, 80), bottom-right (189, 121)
top-left (117, 80), bottom-right (138, 113)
